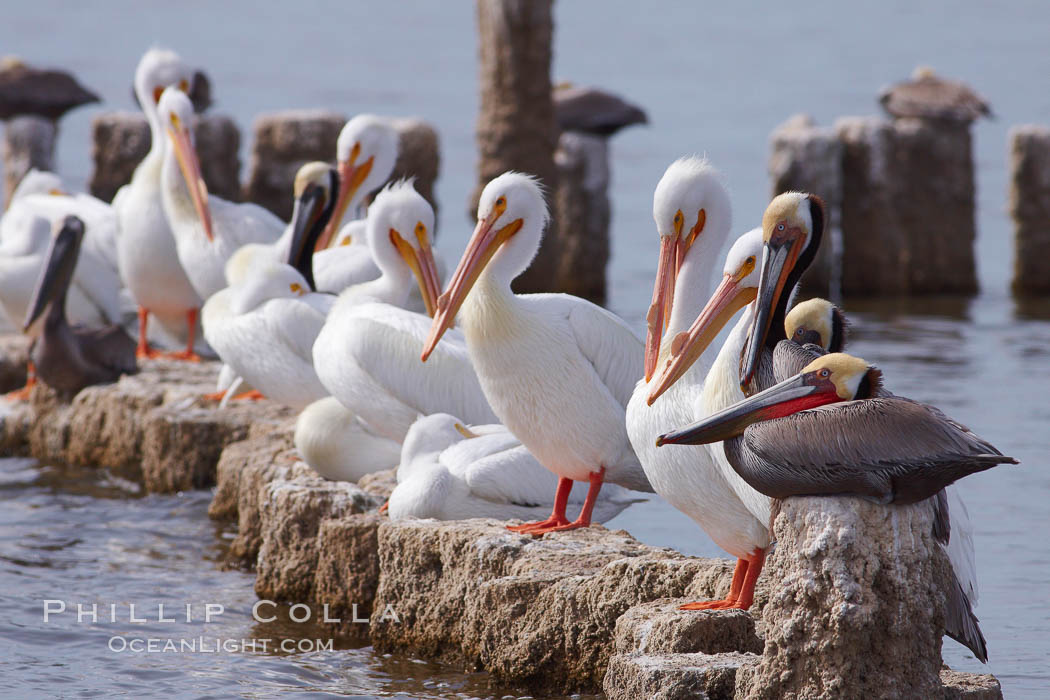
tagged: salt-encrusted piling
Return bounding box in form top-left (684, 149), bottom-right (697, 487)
top-left (836, 115), bottom-right (978, 296)
top-left (244, 111), bottom-right (440, 221)
top-left (88, 112), bottom-right (243, 203)
top-left (3, 115), bottom-right (56, 203)
top-left (769, 114), bottom-right (841, 297)
top-left (474, 0), bottom-right (560, 293)
top-left (1009, 125), bottom-right (1050, 296)
top-left (553, 132), bottom-right (610, 303)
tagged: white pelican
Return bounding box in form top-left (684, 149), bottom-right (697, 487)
top-left (157, 88), bottom-right (284, 304)
top-left (201, 162), bottom-right (338, 410)
top-left (304, 180), bottom-right (475, 479)
top-left (114, 48), bottom-right (201, 360)
top-left (422, 172), bottom-right (652, 535)
top-left (625, 160), bottom-right (770, 608)
top-left (308, 220), bottom-right (378, 293)
top-left (293, 397), bottom-right (401, 482)
top-left (389, 413), bottom-right (643, 522)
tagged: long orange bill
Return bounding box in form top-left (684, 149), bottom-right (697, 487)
top-left (647, 273), bottom-right (757, 406)
top-left (644, 234), bottom-right (679, 382)
top-left (390, 228), bottom-right (442, 318)
top-left (168, 123), bottom-right (213, 241)
top-left (319, 155), bottom-right (375, 251)
top-left (421, 211), bottom-right (522, 361)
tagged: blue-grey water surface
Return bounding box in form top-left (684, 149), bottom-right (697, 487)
top-left (1, 1), bottom-right (1048, 697)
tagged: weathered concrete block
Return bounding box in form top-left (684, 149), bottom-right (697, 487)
top-left (3, 115), bottom-right (56, 205)
top-left (940, 669), bottom-right (1003, 699)
top-left (210, 423), bottom-right (296, 522)
top-left (1009, 125), bottom-right (1050, 296)
top-left (769, 114), bottom-right (842, 297)
top-left (369, 518), bottom-right (742, 695)
top-left (254, 463), bottom-right (380, 601)
top-left (613, 600), bottom-right (762, 656)
top-left (553, 131), bottom-right (610, 303)
top-left (474, 0), bottom-right (560, 294)
top-left (313, 512), bottom-right (385, 640)
top-left (89, 111), bottom-right (242, 203)
top-left (604, 651), bottom-right (758, 700)
top-left (737, 496), bottom-right (949, 700)
top-left (244, 111), bottom-right (440, 221)
top-left (836, 115), bottom-right (977, 296)
top-left (357, 467), bottom-right (397, 503)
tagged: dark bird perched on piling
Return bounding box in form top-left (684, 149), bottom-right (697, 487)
top-left (552, 82), bottom-right (648, 136)
top-left (22, 215), bottom-right (136, 398)
top-left (878, 67), bottom-right (992, 123)
top-left (0, 57), bottom-right (99, 121)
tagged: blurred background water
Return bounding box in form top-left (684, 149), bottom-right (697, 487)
top-left (1, 1), bottom-right (1048, 697)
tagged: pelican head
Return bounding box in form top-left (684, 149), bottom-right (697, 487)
top-left (367, 179), bottom-right (441, 316)
top-left (401, 413), bottom-right (473, 464)
top-left (322, 115), bottom-right (400, 249)
top-left (656, 353), bottom-right (873, 447)
top-left (785, 298), bottom-right (847, 352)
top-left (646, 227), bottom-right (762, 405)
top-left (230, 262), bottom-right (309, 315)
top-left (739, 191), bottom-right (825, 390)
top-left (158, 86), bottom-right (213, 242)
top-left (287, 161), bottom-right (339, 290)
top-left (11, 170), bottom-right (66, 201)
top-left (23, 216), bottom-right (84, 338)
top-left (421, 172), bottom-right (548, 361)
top-left (646, 157), bottom-right (732, 381)
top-left (133, 48), bottom-right (192, 119)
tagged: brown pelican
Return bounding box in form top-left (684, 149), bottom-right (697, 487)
top-left (22, 216), bottom-right (136, 398)
top-left (552, 83), bottom-right (648, 136)
top-left (878, 67), bottom-right (992, 123)
top-left (657, 352), bottom-right (1017, 507)
top-left (0, 57), bottom-right (98, 120)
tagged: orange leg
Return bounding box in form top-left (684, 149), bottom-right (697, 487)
top-left (202, 389), bottom-right (265, 402)
top-left (378, 500), bottom-right (389, 515)
top-left (509, 467), bottom-right (607, 536)
top-left (164, 309), bottom-right (202, 362)
top-left (5, 361), bottom-right (37, 401)
top-left (507, 475), bottom-right (574, 533)
top-left (679, 548), bottom-right (766, 611)
top-left (135, 308), bottom-right (163, 359)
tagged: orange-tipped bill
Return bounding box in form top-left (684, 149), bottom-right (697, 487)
top-left (644, 234), bottom-right (678, 382)
top-left (390, 228), bottom-right (442, 318)
top-left (168, 122), bottom-right (213, 241)
top-left (319, 155), bottom-right (375, 250)
top-left (421, 210), bottom-right (522, 361)
top-left (647, 272), bottom-right (757, 406)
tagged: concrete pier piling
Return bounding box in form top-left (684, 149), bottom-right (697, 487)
top-left (244, 111), bottom-right (440, 222)
top-left (474, 0), bottom-right (561, 294)
top-left (89, 112), bottom-right (243, 203)
top-left (3, 115), bottom-right (57, 204)
top-left (553, 131), bottom-right (611, 303)
top-left (1009, 125), bottom-right (1050, 296)
top-left (769, 114), bottom-right (841, 297)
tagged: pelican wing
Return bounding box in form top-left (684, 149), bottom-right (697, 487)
top-left (730, 397), bottom-right (1017, 504)
top-left (262, 296), bottom-right (329, 365)
top-left (772, 339), bottom-right (827, 381)
top-left (211, 197), bottom-right (286, 248)
top-left (459, 443), bottom-right (558, 508)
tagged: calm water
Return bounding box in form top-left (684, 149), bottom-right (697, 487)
top-left (2, 1), bottom-right (1049, 697)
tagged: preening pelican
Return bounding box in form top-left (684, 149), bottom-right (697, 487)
top-left (423, 172), bottom-right (651, 536)
top-left (158, 88), bottom-right (284, 305)
top-left (389, 413), bottom-right (643, 522)
top-left (293, 396), bottom-right (401, 482)
top-left (114, 48), bottom-right (202, 360)
top-left (202, 162), bottom-right (339, 410)
top-left (22, 216), bottom-right (136, 398)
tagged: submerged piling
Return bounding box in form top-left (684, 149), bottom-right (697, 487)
top-left (1009, 125), bottom-right (1050, 297)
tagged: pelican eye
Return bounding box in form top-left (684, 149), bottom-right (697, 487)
top-left (795, 328), bottom-right (805, 337)
top-left (747, 256), bottom-right (755, 265)
top-left (179, 79), bottom-right (189, 92)
top-left (777, 223), bottom-right (786, 231)
top-left (496, 197), bottom-right (506, 207)
top-left (819, 368), bottom-right (830, 378)
top-left (340, 235), bottom-right (353, 246)
top-left (290, 282), bottom-right (304, 295)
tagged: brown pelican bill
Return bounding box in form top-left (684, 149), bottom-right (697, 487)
top-left (286, 163), bottom-right (340, 291)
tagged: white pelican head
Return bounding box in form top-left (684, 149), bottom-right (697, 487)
top-left (231, 262), bottom-right (310, 315)
top-left (647, 227), bottom-right (763, 405)
top-left (11, 170), bottom-right (65, 201)
top-left (322, 114), bottom-right (400, 249)
top-left (134, 48), bottom-right (192, 122)
top-left (646, 157), bottom-right (732, 380)
top-left (158, 86), bottom-right (213, 241)
top-left (366, 179), bottom-right (441, 316)
top-left (421, 172), bottom-right (548, 361)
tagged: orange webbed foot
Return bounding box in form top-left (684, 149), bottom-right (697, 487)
top-left (507, 516), bottom-right (571, 534)
top-left (164, 350), bottom-right (202, 363)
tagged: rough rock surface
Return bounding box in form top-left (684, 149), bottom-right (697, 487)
top-left (769, 114), bottom-right (842, 297)
top-left (836, 115), bottom-right (977, 296)
top-left (243, 111), bottom-right (440, 220)
top-left (613, 601), bottom-right (762, 656)
top-left (314, 512), bottom-right (385, 640)
top-left (1008, 125), bottom-right (1050, 296)
top-left (255, 462), bottom-right (380, 601)
top-left (553, 131), bottom-right (610, 303)
top-left (474, 0), bottom-right (560, 294)
top-left (604, 651), bottom-right (759, 700)
top-left (0, 334), bottom-right (30, 393)
top-left (940, 670), bottom-right (1003, 699)
top-left (3, 115), bottom-right (56, 204)
top-left (370, 518), bottom-right (741, 694)
top-left (735, 496), bottom-right (950, 700)
top-left (209, 418), bottom-right (296, 522)
top-left (88, 111), bottom-right (243, 203)
top-left (0, 356), bottom-right (293, 492)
